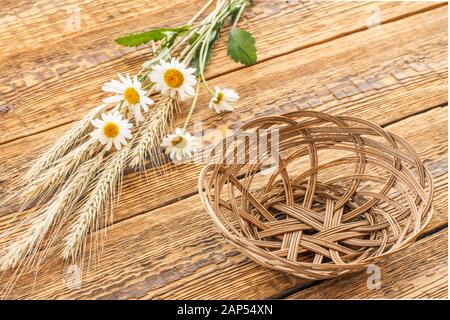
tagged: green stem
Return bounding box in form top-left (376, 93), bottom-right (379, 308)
top-left (233, 2), bottom-right (247, 27)
top-left (183, 78), bottom-right (201, 131)
top-left (188, 0), bottom-right (216, 25)
top-left (199, 37), bottom-right (214, 95)
top-left (197, 1), bottom-right (231, 95)
top-left (142, 83), bottom-right (154, 91)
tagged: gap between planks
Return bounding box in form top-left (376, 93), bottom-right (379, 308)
top-left (219, 1), bottom-right (448, 82)
top-left (284, 228), bottom-right (448, 299)
top-left (274, 224), bottom-right (449, 299)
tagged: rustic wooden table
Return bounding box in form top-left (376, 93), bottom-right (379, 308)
top-left (0, 0), bottom-right (447, 299)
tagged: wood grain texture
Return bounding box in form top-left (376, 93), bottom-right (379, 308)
top-left (0, 1), bottom-right (443, 144)
top-left (287, 229), bottom-right (448, 299)
top-left (1, 107), bottom-right (447, 299)
top-left (0, 1), bottom-right (447, 300)
top-left (1, 5), bottom-right (447, 225)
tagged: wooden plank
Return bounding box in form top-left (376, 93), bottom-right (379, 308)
top-left (287, 229), bottom-right (448, 299)
top-left (0, 1), bottom-right (443, 144)
top-left (1, 106), bottom-right (447, 299)
top-left (1, 6), bottom-right (447, 225)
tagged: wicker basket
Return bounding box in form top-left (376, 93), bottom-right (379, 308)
top-left (198, 111), bottom-right (434, 280)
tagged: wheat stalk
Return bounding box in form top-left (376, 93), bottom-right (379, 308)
top-left (129, 95), bottom-right (179, 169)
top-left (20, 138), bottom-right (98, 207)
top-left (0, 154), bottom-right (104, 272)
top-left (62, 146), bottom-right (129, 261)
top-left (23, 105), bottom-right (105, 183)
top-left (0, 0), bottom-right (253, 291)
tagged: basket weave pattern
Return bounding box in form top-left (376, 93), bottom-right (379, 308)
top-left (199, 111), bottom-right (434, 280)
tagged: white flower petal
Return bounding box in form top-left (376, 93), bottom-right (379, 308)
top-left (118, 73), bottom-right (127, 84)
top-left (119, 136), bottom-right (127, 145)
top-left (223, 89), bottom-right (239, 101)
top-left (222, 101), bottom-right (234, 111)
top-left (185, 67), bottom-right (196, 75)
top-left (105, 140), bottom-right (113, 151)
top-left (133, 105), bottom-right (145, 125)
top-left (103, 95), bottom-right (123, 103)
top-left (184, 85), bottom-right (195, 96)
top-left (99, 135), bottom-right (107, 144)
top-left (102, 80), bottom-right (126, 93)
top-left (113, 139), bottom-right (122, 150)
top-left (133, 76), bottom-right (140, 89)
top-left (141, 95), bottom-right (154, 106)
top-left (91, 118), bottom-right (104, 128)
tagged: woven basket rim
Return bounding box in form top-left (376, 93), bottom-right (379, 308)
top-left (198, 111), bottom-right (434, 279)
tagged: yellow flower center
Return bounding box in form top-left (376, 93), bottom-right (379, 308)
top-left (103, 122), bottom-right (120, 138)
top-left (164, 68), bottom-right (184, 88)
top-left (213, 91), bottom-right (224, 104)
top-left (171, 135), bottom-right (187, 148)
top-left (124, 87), bottom-right (140, 104)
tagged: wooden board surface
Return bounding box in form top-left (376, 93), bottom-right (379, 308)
top-left (0, 1), bottom-right (447, 299)
top-left (287, 229), bottom-right (448, 299)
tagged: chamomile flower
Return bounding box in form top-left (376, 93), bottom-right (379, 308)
top-left (208, 86), bottom-right (239, 113)
top-left (102, 73), bottom-right (154, 125)
top-left (161, 128), bottom-right (197, 161)
top-left (150, 58), bottom-right (196, 101)
top-left (90, 111), bottom-right (133, 151)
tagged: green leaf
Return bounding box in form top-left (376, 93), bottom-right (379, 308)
top-left (115, 30), bottom-right (164, 47)
top-left (189, 32), bottom-right (200, 45)
top-left (142, 48), bottom-right (170, 69)
top-left (227, 27), bottom-right (257, 65)
top-left (115, 25), bottom-right (190, 47)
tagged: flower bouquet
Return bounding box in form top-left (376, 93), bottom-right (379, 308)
top-left (0, 0), bottom-right (256, 286)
